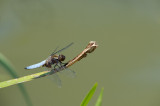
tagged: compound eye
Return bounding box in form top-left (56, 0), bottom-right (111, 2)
top-left (58, 55), bottom-right (65, 61)
top-left (61, 55), bottom-right (65, 61)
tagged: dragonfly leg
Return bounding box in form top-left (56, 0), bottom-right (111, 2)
top-left (54, 63), bottom-right (59, 69)
top-left (59, 61), bottom-right (66, 69)
top-left (54, 61), bottom-right (62, 69)
top-left (60, 61), bottom-right (68, 67)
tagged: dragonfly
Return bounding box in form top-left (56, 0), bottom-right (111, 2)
top-left (25, 42), bottom-right (76, 87)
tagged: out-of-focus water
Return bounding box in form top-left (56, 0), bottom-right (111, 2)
top-left (0, 0), bottom-right (160, 106)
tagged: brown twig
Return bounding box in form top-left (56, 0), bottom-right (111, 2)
top-left (66, 41), bottom-right (98, 67)
top-left (35, 41), bottom-right (98, 78)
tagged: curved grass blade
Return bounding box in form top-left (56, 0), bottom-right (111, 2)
top-left (0, 66), bottom-right (66, 88)
top-left (95, 88), bottom-right (104, 106)
top-left (0, 53), bottom-right (33, 106)
top-left (81, 83), bottom-right (98, 106)
top-left (0, 71), bottom-right (50, 88)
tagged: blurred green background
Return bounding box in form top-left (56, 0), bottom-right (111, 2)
top-left (0, 0), bottom-right (160, 106)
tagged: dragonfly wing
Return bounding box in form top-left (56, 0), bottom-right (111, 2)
top-left (50, 42), bottom-right (74, 56)
top-left (25, 60), bottom-right (46, 69)
top-left (50, 46), bottom-right (59, 56)
top-left (49, 73), bottom-right (62, 88)
top-left (60, 67), bottom-right (76, 78)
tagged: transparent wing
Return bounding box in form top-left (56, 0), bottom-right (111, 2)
top-left (60, 67), bottom-right (76, 78)
top-left (49, 73), bottom-right (62, 88)
top-left (50, 46), bottom-right (59, 56)
top-left (25, 60), bottom-right (46, 69)
top-left (50, 42), bottom-right (74, 56)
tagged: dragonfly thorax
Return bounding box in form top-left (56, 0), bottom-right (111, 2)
top-left (44, 55), bottom-right (65, 68)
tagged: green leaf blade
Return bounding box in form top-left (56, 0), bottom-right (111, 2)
top-left (0, 53), bottom-right (33, 106)
top-left (95, 88), bottom-right (104, 106)
top-left (81, 83), bottom-right (98, 106)
top-left (0, 71), bottom-right (49, 88)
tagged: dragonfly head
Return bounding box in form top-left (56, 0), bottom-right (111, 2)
top-left (58, 54), bottom-right (65, 61)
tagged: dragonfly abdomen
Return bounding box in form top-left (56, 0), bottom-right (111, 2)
top-left (25, 60), bottom-right (46, 69)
